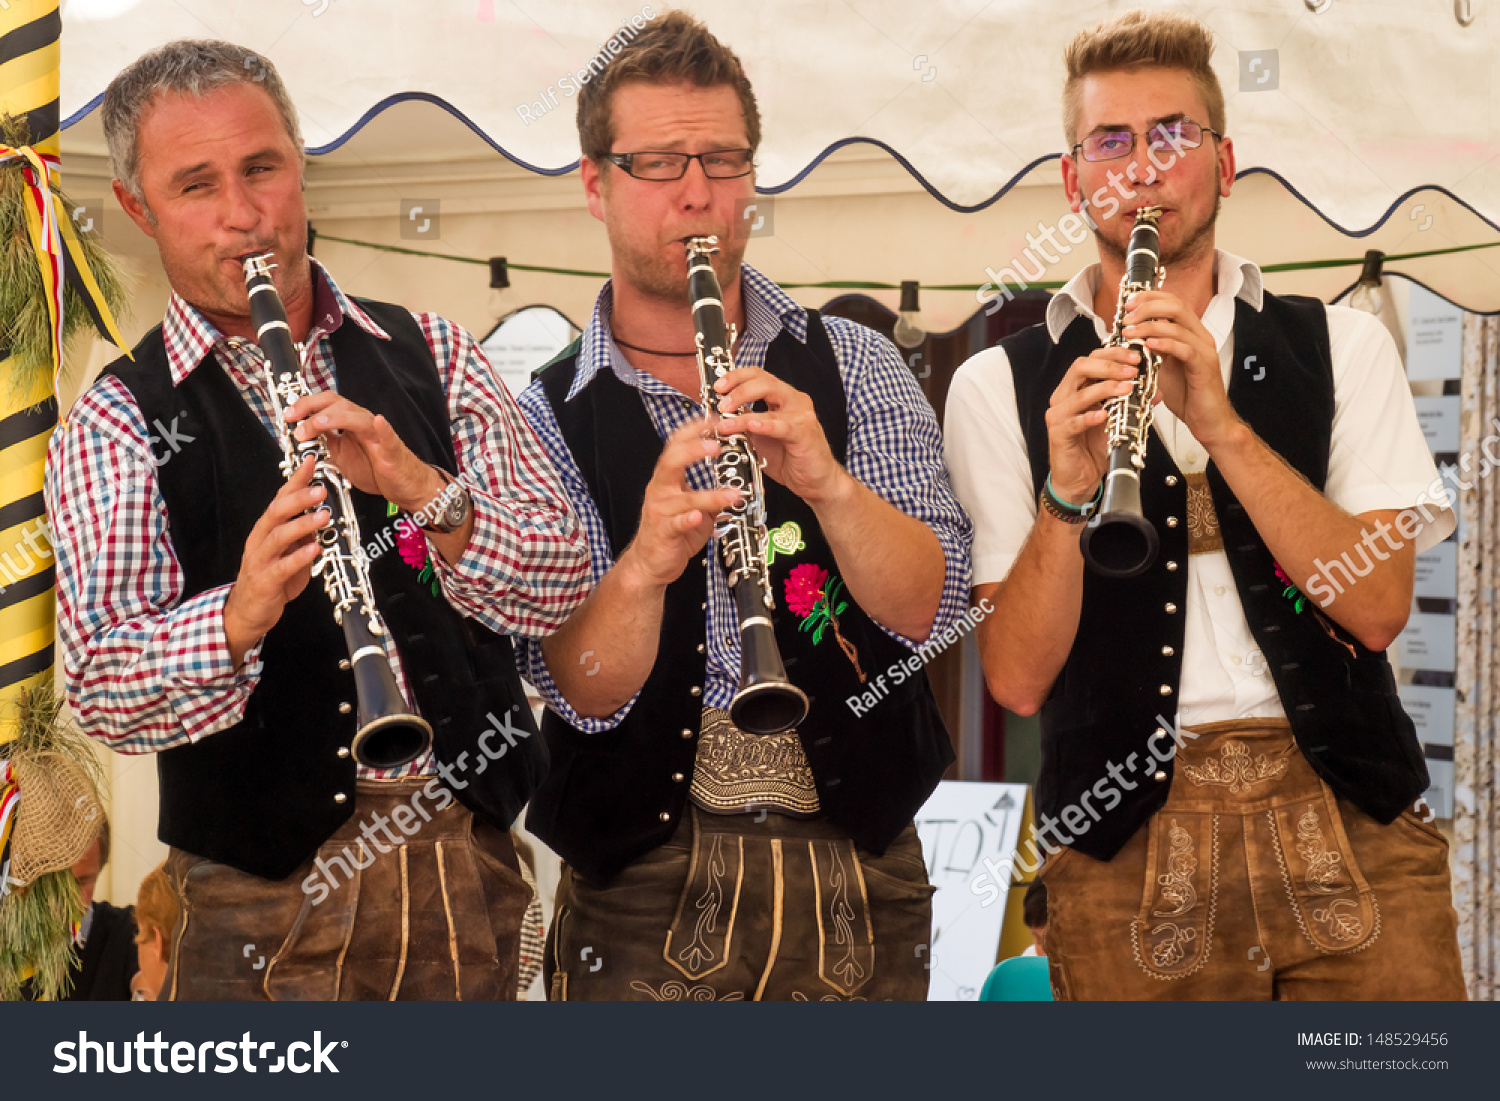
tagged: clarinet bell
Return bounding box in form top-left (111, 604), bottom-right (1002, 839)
top-left (343, 618), bottom-right (433, 769)
top-left (731, 678), bottom-right (810, 737)
top-left (351, 710), bottom-right (434, 771)
top-left (1080, 464), bottom-right (1159, 579)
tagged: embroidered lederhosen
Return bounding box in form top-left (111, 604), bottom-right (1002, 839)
top-left (1128, 487), bottom-right (1378, 981)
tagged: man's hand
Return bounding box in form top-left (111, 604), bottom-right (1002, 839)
top-left (285, 391), bottom-right (445, 514)
top-left (713, 367), bottom-right (849, 504)
top-left (618, 419), bottom-right (743, 591)
top-left (1045, 348), bottom-right (1139, 504)
top-left (1122, 289), bottom-right (1242, 449)
top-left (222, 456), bottom-right (327, 666)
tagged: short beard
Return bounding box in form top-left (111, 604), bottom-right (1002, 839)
top-left (1095, 196), bottom-right (1220, 271)
top-left (606, 222), bottom-right (747, 304)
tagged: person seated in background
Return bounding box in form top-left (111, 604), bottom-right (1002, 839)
top-left (54, 818), bottom-right (137, 1001)
top-left (1020, 880), bottom-right (1047, 958)
top-left (129, 865), bottom-right (179, 1001)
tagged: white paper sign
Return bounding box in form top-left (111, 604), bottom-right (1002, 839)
top-left (480, 307), bottom-right (579, 398)
top-left (1398, 684), bottom-right (1456, 747)
top-left (1396, 612), bottom-right (1457, 673)
top-left (1413, 542), bottom-right (1457, 600)
top-left (1405, 285), bottom-right (1464, 381)
top-left (1422, 758), bottom-right (1454, 820)
top-left (1413, 395), bottom-right (1461, 453)
top-left (914, 781), bottom-right (1028, 1001)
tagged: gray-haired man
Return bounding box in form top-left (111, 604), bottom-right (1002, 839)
top-left (46, 40), bottom-right (590, 1000)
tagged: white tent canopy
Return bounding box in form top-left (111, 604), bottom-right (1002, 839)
top-left (57, 0), bottom-right (1500, 328)
top-left (62, 0), bottom-right (1500, 225)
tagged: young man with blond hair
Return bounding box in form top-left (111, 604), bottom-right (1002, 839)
top-left (946, 10), bottom-right (1465, 999)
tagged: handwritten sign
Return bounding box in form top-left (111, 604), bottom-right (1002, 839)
top-left (914, 781), bottom-right (1028, 1001)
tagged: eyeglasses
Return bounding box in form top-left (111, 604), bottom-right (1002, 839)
top-left (1072, 120), bottom-right (1220, 163)
top-left (603, 149), bottom-right (754, 181)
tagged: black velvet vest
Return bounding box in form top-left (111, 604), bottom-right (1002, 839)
top-left (526, 311), bottom-right (953, 886)
top-left (1003, 292), bottom-right (1426, 861)
top-left (103, 301), bottom-right (542, 880)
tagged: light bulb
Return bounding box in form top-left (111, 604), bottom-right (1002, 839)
top-left (893, 280), bottom-right (925, 349)
top-left (1348, 250), bottom-right (1385, 316)
top-left (1349, 282), bottom-right (1383, 316)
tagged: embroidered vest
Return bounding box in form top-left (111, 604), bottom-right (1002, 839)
top-left (525, 311), bottom-right (954, 886)
top-left (1003, 293), bottom-right (1426, 861)
top-left (103, 301), bottom-right (542, 880)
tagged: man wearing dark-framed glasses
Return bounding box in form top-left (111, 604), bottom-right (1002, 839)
top-left (946, 9), bottom-right (1464, 1000)
top-left (514, 10), bottom-right (969, 1001)
top-left (602, 148), bottom-right (754, 180)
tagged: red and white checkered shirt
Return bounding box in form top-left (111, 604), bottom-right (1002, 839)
top-left (45, 262), bottom-right (590, 779)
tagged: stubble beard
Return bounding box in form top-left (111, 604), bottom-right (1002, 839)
top-left (1095, 195), bottom-right (1221, 272)
top-left (607, 220), bottom-right (747, 305)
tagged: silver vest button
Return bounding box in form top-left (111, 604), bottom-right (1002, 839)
top-left (338, 701), bottom-right (352, 714)
top-left (1165, 603), bottom-right (1177, 614)
top-left (1165, 475), bottom-right (1178, 486)
top-left (672, 772), bottom-right (685, 782)
top-left (1166, 560), bottom-right (1178, 571)
top-left (334, 792), bottom-right (348, 804)
top-left (337, 747), bottom-right (350, 759)
top-left (659, 811), bottom-right (672, 822)
top-left (1159, 684), bottom-right (1173, 696)
top-left (1154, 770), bottom-right (1168, 782)
top-left (1166, 516), bottom-right (1179, 528)
top-left (1161, 645), bottom-right (1175, 656)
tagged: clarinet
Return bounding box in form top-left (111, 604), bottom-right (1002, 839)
top-left (241, 253), bottom-right (433, 770)
top-left (685, 237), bottom-right (810, 736)
top-left (1080, 206), bottom-right (1165, 578)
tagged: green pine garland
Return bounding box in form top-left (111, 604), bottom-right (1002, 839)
top-left (1, 113), bottom-right (130, 404)
top-left (0, 685), bottom-right (106, 1001)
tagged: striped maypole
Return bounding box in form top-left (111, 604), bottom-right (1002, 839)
top-left (0, 0), bottom-right (63, 747)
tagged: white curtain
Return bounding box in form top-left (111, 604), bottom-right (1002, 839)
top-left (1455, 313), bottom-right (1500, 1002)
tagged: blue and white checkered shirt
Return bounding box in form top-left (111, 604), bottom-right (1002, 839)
top-left (516, 264), bottom-right (972, 731)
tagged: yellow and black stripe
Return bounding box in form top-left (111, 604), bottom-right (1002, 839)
top-left (1, 1), bottom-right (61, 741)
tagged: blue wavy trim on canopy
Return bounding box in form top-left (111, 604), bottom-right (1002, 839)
top-left (62, 90), bottom-right (1500, 309)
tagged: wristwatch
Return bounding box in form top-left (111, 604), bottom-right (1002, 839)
top-left (419, 468), bottom-right (472, 534)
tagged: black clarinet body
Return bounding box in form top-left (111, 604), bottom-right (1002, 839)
top-left (1080, 206), bottom-right (1165, 578)
top-left (241, 253), bottom-right (433, 770)
top-left (685, 237), bottom-right (810, 736)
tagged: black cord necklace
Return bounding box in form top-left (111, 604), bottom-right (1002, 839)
top-left (610, 328), bottom-right (698, 357)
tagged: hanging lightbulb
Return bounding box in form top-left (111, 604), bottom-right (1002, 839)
top-left (487, 256), bottom-right (517, 318)
top-left (1348, 249), bottom-right (1385, 316)
top-left (892, 280), bottom-right (926, 349)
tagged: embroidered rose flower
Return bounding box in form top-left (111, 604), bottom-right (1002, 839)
top-left (395, 522), bottom-right (426, 571)
top-left (784, 563), bottom-right (828, 618)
